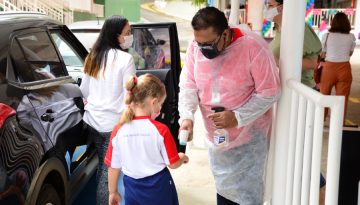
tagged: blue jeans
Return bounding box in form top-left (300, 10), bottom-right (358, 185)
top-left (88, 124), bottom-right (126, 205)
top-left (88, 124), bottom-right (110, 205)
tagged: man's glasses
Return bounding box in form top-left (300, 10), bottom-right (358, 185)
top-left (196, 36), bottom-right (220, 49)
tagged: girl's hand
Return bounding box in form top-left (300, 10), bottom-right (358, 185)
top-left (109, 192), bottom-right (122, 205)
top-left (179, 152), bottom-right (189, 164)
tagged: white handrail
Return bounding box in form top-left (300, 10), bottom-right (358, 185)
top-left (2, 0), bottom-right (21, 11)
top-left (358, 180), bottom-right (360, 205)
top-left (285, 79), bottom-right (344, 205)
top-left (313, 9), bottom-right (356, 28)
top-left (1, 0), bottom-right (66, 23)
top-left (264, 8), bottom-right (357, 38)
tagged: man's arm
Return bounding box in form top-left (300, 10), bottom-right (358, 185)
top-left (302, 55), bottom-right (318, 71)
top-left (178, 41), bottom-right (199, 139)
top-left (233, 47), bottom-right (281, 127)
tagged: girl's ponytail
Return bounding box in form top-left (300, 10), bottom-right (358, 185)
top-left (118, 107), bottom-right (135, 127)
top-left (118, 76), bottom-right (137, 126)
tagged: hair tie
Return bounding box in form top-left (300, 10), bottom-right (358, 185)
top-left (130, 76), bottom-right (138, 92)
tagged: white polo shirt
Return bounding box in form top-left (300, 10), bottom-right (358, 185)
top-left (105, 116), bottom-right (180, 179)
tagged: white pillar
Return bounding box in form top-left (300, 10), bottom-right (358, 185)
top-left (355, 0), bottom-right (360, 41)
top-left (247, 0), bottom-right (264, 34)
top-left (272, 0), bottom-right (307, 205)
top-left (229, 0), bottom-right (240, 25)
top-left (358, 180), bottom-right (360, 205)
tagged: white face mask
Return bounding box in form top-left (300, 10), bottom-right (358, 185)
top-left (120, 34), bottom-right (134, 49)
top-left (263, 7), bottom-right (279, 21)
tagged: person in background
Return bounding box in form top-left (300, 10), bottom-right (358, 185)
top-left (266, 0), bottom-right (322, 89)
top-left (224, 4), bottom-right (231, 21)
top-left (224, 4), bottom-right (243, 24)
top-left (320, 12), bottom-right (356, 125)
top-left (179, 7), bottom-right (281, 204)
top-left (105, 74), bottom-right (189, 205)
top-left (80, 15), bottom-right (136, 205)
top-left (318, 17), bottom-right (329, 40)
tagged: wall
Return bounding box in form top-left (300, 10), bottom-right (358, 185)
top-left (96, 0), bottom-right (105, 5)
top-left (74, 11), bottom-right (98, 22)
top-left (105, 0), bottom-right (140, 22)
top-left (69, 0), bottom-right (92, 12)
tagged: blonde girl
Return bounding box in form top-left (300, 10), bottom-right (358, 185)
top-left (105, 74), bottom-right (189, 205)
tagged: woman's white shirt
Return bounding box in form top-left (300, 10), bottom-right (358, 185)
top-left (322, 32), bottom-right (356, 62)
top-left (80, 49), bottom-right (136, 132)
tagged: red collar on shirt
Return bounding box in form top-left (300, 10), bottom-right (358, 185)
top-left (133, 116), bottom-right (151, 120)
top-left (230, 28), bottom-right (243, 44)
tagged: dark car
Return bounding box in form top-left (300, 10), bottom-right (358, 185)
top-left (0, 12), bottom-right (97, 205)
top-left (0, 13), bottom-right (183, 205)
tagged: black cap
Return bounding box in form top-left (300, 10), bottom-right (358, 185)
top-left (211, 107), bottom-right (225, 113)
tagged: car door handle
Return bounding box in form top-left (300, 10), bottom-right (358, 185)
top-left (46, 109), bottom-right (54, 113)
top-left (41, 113), bottom-right (54, 122)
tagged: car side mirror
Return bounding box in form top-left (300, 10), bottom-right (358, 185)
top-left (156, 39), bottom-right (166, 45)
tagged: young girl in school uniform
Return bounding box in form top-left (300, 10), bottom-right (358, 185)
top-left (105, 74), bottom-right (189, 205)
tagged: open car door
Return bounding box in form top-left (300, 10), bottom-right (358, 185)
top-left (131, 23), bottom-right (184, 152)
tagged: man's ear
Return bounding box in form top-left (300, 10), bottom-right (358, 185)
top-left (223, 28), bottom-right (230, 38)
top-left (278, 5), bottom-right (283, 13)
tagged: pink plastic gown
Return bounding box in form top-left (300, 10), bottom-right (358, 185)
top-left (179, 28), bottom-right (281, 204)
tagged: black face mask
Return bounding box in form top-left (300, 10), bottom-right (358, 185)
top-left (198, 36), bottom-right (221, 59)
top-left (200, 43), bottom-right (220, 59)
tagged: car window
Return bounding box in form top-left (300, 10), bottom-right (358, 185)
top-left (50, 31), bottom-right (85, 83)
top-left (132, 28), bottom-right (171, 70)
top-left (11, 32), bottom-right (65, 83)
top-left (72, 32), bottom-right (100, 52)
top-left (51, 32), bottom-right (84, 68)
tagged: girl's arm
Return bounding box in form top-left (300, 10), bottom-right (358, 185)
top-left (168, 152), bottom-right (189, 169)
top-left (108, 167), bottom-right (122, 205)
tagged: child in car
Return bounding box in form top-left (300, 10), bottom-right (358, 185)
top-left (105, 74), bottom-right (189, 205)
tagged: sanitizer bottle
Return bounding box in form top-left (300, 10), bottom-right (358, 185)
top-left (211, 107), bottom-right (229, 148)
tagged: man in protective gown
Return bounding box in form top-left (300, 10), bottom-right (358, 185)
top-left (178, 7), bottom-right (281, 205)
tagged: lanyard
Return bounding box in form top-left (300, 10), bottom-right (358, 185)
top-left (210, 57), bottom-right (226, 105)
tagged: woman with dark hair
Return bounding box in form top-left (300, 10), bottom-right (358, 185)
top-left (80, 15), bottom-right (136, 205)
top-left (320, 12), bottom-right (356, 124)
